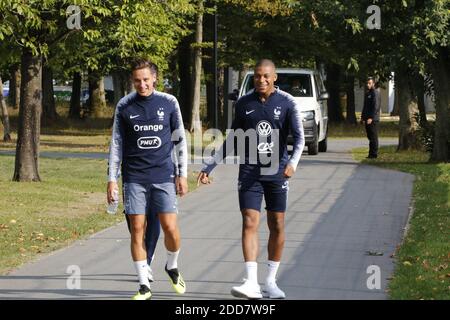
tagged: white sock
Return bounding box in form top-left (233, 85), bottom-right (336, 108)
top-left (265, 260), bottom-right (280, 285)
top-left (245, 261), bottom-right (258, 284)
top-left (134, 260), bottom-right (150, 287)
top-left (166, 249), bottom-right (179, 270)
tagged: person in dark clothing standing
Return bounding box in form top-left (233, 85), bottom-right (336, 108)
top-left (361, 77), bottom-right (381, 158)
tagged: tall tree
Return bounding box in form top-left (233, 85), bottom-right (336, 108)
top-left (42, 58), bottom-right (58, 123)
top-left (69, 72), bottom-right (82, 119)
top-left (429, 47), bottom-right (450, 162)
top-left (176, 35), bottom-right (194, 124)
top-left (0, 0), bottom-right (195, 181)
top-left (396, 70), bottom-right (421, 150)
top-left (13, 51), bottom-right (42, 181)
top-left (8, 65), bottom-right (21, 109)
top-left (0, 0), bottom-right (114, 181)
top-left (87, 72), bottom-right (107, 118)
top-left (190, 0), bottom-right (204, 132)
top-left (325, 63), bottom-right (344, 123)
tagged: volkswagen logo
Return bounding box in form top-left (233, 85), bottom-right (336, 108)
top-left (256, 120), bottom-right (272, 137)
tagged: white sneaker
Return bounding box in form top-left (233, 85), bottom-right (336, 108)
top-left (147, 265), bottom-right (154, 283)
top-left (231, 279), bottom-right (262, 299)
top-left (262, 281), bottom-right (286, 299)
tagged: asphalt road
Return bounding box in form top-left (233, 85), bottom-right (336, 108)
top-left (0, 138), bottom-right (414, 300)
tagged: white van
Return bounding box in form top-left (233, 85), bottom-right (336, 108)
top-left (230, 68), bottom-right (329, 155)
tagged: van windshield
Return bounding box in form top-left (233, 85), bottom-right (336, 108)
top-left (244, 73), bottom-right (313, 97)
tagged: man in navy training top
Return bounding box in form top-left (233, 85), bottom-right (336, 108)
top-left (197, 59), bottom-right (305, 299)
top-left (108, 58), bottom-right (188, 300)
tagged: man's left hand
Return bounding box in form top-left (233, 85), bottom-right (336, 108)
top-left (283, 164), bottom-right (295, 178)
top-left (175, 176), bottom-right (188, 197)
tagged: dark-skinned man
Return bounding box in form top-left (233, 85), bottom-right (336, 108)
top-left (197, 59), bottom-right (305, 299)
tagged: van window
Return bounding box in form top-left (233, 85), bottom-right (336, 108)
top-left (244, 73), bottom-right (313, 97)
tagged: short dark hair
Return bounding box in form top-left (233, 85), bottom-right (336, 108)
top-left (131, 58), bottom-right (158, 75)
top-left (367, 76), bottom-right (375, 82)
top-left (255, 59), bottom-right (276, 70)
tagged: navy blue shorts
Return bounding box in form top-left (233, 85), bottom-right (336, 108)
top-left (238, 179), bottom-right (289, 212)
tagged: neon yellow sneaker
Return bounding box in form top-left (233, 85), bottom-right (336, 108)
top-left (165, 265), bottom-right (186, 294)
top-left (132, 285), bottom-right (152, 300)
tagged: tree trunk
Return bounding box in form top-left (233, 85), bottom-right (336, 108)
top-left (112, 72), bottom-right (125, 106)
top-left (430, 48), bottom-right (450, 162)
top-left (13, 51), bottom-right (42, 182)
top-left (413, 74), bottom-right (428, 127)
top-left (178, 36), bottom-right (193, 124)
top-left (203, 10), bottom-right (218, 129)
top-left (325, 63), bottom-right (344, 123)
top-left (204, 54), bottom-right (215, 128)
top-left (87, 73), bottom-right (106, 118)
top-left (42, 61), bottom-right (57, 123)
top-left (190, 0), bottom-right (203, 132)
top-left (0, 77), bottom-right (12, 142)
top-left (125, 74), bottom-right (133, 95)
top-left (218, 67), bottom-right (225, 130)
top-left (396, 70), bottom-right (421, 151)
top-left (69, 72), bottom-right (82, 119)
top-left (9, 65), bottom-right (21, 109)
top-left (345, 75), bottom-right (357, 125)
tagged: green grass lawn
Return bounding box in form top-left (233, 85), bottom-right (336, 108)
top-left (0, 105), bottom-right (222, 154)
top-left (352, 146), bottom-right (450, 300)
top-left (0, 105), bottom-right (403, 156)
top-left (0, 155), bottom-right (199, 275)
top-left (328, 119), bottom-right (399, 138)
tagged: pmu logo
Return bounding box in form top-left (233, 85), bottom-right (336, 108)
top-left (137, 136), bottom-right (162, 149)
top-left (256, 120), bottom-right (272, 137)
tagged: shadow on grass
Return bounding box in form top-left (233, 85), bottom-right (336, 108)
top-left (39, 142), bottom-right (107, 149)
top-left (7, 112), bottom-right (113, 137)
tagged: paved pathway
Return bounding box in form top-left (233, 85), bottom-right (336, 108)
top-left (0, 138), bottom-right (414, 299)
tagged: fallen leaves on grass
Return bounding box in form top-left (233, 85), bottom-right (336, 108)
top-left (434, 264), bottom-right (448, 272)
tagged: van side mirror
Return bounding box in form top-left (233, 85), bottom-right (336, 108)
top-left (228, 89), bottom-right (239, 101)
top-left (318, 92), bottom-right (329, 100)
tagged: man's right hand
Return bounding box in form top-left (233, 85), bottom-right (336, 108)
top-left (107, 181), bottom-right (119, 204)
top-left (196, 172), bottom-right (210, 186)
